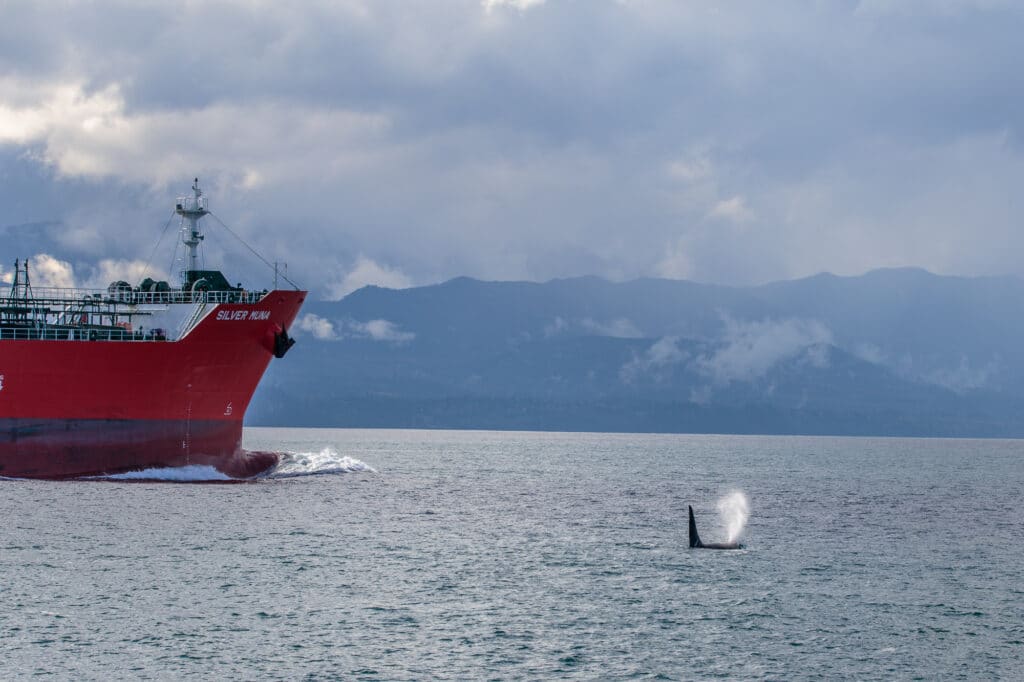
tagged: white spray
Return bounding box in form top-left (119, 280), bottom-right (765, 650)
top-left (717, 490), bottom-right (750, 543)
top-left (265, 448), bottom-right (377, 478)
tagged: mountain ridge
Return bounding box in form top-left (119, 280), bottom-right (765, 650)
top-left (249, 267), bottom-right (1024, 436)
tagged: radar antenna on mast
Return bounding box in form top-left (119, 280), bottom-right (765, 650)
top-left (175, 177), bottom-right (209, 281)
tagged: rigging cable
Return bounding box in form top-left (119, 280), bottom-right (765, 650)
top-left (141, 209), bottom-right (178, 284)
top-left (208, 211), bottom-right (300, 290)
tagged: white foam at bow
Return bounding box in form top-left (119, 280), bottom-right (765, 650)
top-left (263, 448), bottom-right (376, 478)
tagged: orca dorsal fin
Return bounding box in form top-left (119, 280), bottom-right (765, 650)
top-left (688, 505), bottom-right (703, 548)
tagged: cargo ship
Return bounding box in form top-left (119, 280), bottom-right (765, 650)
top-left (0, 180), bottom-right (305, 478)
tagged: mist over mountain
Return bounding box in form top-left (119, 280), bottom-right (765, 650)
top-left (249, 269), bottom-right (1024, 437)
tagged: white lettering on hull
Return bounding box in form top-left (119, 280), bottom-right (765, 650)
top-left (215, 310), bottom-right (271, 321)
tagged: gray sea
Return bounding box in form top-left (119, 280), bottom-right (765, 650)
top-left (1, 428), bottom-right (1022, 680)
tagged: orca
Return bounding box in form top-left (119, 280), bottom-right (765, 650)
top-left (689, 505), bottom-right (744, 550)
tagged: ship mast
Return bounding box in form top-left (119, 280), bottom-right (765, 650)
top-left (175, 178), bottom-right (208, 281)
top-left (8, 258), bottom-right (32, 303)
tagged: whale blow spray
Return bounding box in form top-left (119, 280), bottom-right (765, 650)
top-left (717, 491), bottom-right (750, 543)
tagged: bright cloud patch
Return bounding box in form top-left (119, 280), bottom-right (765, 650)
top-left (23, 253), bottom-right (76, 289)
top-left (697, 317), bottom-right (833, 385)
top-left (294, 314), bottom-right (414, 343)
top-left (8, 253), bottom-right (170, 290)
top-left (85, 259), bottom-right (168, 289)
top-left (0, 77), bottom-right (388, 187)
top-left (620, 336), bottom-right (687, 383)
top-left (350, 319), bottom-right (415, 343)
top-left (327, 256), bottom-right (414, 300)
top-left (708, 196), bottom-right (754, 224)
top-left (296, 313), bottom-right (340, 340)
top-left (0, 79), bottom-right (121, 146)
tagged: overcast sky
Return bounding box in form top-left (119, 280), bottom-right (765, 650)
top-left (1, 0), bottom-right (1022, 297)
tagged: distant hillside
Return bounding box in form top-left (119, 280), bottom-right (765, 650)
top-left (248, 269), bottom-right (1024, 437)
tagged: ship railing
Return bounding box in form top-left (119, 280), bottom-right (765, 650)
top-left (7, 286), bottom-right (269, 307)
top-left (0, 326), bottom-right (171, 342)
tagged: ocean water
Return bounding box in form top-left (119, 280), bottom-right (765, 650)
top-left (1, 429), bottom-right (1022, 680)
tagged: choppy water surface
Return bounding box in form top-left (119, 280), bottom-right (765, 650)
top-left (1, 429), bottom-right (1022, 679)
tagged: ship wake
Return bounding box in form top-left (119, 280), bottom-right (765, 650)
top-left (93, 465), bottom-right (234, 482)
top-left (77, 448), bottom-right (374, 483)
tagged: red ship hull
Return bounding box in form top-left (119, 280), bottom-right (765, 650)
top-left (0, 290), bottom-right (305, 479)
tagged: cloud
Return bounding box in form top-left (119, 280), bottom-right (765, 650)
top-left (654, 239), bottom-right (696, 281)
top-left (327, 256), bottom-right (414, 300)
top-left (580, 317), bottom-right (643, 339)
top-left (483, 0), bottom-right (546, 10)
top-left (696, 317), bottom-right (833, 385)
top-left (0, 77), bottom-right (388, 187)
top-left (708, 196), bottom-right (754, 224)
top-left (22, 253), bottom-right (75, 289)
top-left (295, 314), bottom-right (414, 343)
top-left (620, 336), bottom-right (687, 383)
top-left (352, 319), bottom-right (415, 343)
top-left (922, 356), bottom-right (1000, 392)
top-left (853, 0), bottom-right (1019, 17)
top-left (296, 313), bottom-right (340, 340)
top-left (667, 156), bottom-right (713, 184)
top-left (546, 316), bottom-right (643, 338)
top-left (853, 343), bottom-right (886, 365)
top-left (0, 79), bottom-right (122, 146)
top-left (543, 316), bottom-right (569, 337)
top-left (84, 259), bottom-right (169, 289)
top-left (3, 1), bottom-right (1024, 293)
top-left (5, 252), bottom-right (173, 291)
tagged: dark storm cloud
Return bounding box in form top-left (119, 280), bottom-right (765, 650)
top-left (2, 0), bottom-right (1024, 296)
